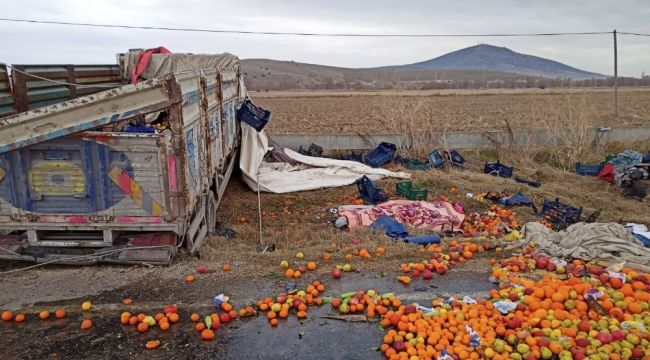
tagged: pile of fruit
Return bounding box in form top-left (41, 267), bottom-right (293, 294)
top-left (461, 205), bottom-right (521, 238)
top-left (188, 301), bottom-right (255, 343)
top-left (329, 290), bottom-right (399, 316)
top-left (397, 240), bottom-right (492, 284)
top-left (368, 263), bottom-right (650, 359)
top-left (255, 280), bottom-right (326, 327)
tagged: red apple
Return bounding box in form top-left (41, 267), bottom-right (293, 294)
top-left (197, 265), bottom-right (207, 274)
top-left (219, 312), bottom-right (230, 323)
top-left (422, 269), bottom-right (433, 280)
top-left (331, 269), bottom-right (342, 279)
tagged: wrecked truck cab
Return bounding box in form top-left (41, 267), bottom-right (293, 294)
top-left (0, 54), bottom-right (246, 265)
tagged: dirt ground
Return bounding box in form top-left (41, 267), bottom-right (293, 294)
top-left (1, 152), bottom-right (648, 358)
top-left (252, 88), bottom-right (650, 134)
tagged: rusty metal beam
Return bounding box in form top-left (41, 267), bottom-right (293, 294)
top-left (11, 65), bottom-right (29, 113)
top-left (0, 78), bottom-right (172, 153)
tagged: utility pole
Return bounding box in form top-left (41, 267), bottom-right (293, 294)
top-left (613, 29), bottom-right (618, 117)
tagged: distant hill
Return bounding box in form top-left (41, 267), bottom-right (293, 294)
top-left (241, 44), bottom-right (610, 91)
top-left (402, 44), bottom-right (606, 80)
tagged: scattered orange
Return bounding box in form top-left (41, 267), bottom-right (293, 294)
top-left (80, 319), bottom-right (93, 330)
top-left (145, 340), bottom-right (160, 349)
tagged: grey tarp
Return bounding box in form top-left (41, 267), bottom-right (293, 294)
top-left (120, 52), bottom-right (241, 81)
top-left (522, 222), bottom-right (650, 271)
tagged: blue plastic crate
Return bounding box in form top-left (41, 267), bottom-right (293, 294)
top-left (575, 162), bottom-right (603, 176)
top-left (362, 142), bottom-right (397, 168)
top-left (445, 150), bottom-right (465, 167)
top-left (123, 125), bottom-right (155, 133)
top-left (237, 98), bottom-right (271, 132)
top-left (427, 149), bottom-right (445, 168)
top-left (541, 198), bottom-right (582, 229)
top-left (356, 176), bottom-right (388, 204)
top-left (484, 161), bottom-right (513, 178)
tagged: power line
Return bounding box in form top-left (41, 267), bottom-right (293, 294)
top-left (0, 62), bottom-right (118, 88)
top-left (619, 31), bottom-right (650, 37)
top-left (0, 17), bottom-right (614, 37)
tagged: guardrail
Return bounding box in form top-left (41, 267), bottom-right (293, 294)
top-left (268, 127), bottom-right (650, 150)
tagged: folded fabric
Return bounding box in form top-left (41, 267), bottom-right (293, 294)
top-left (369, 215), bottom-right (441, 244)
top-left (498, 192), bottom-right (535, 207)
top-left (370, 215), bottom-right (408, 238)
top-left (522, 222), bottom-right (650, 271)
top-left (403, 234), bottom-right (441, 245)
top-left (340, 200), bottom-right (465, 232)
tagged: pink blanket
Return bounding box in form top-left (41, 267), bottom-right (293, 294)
top-left (339, 200), bottom-right (465, 232)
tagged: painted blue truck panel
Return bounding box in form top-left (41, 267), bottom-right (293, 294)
top-left (0, 60), bottom-right (245, 265)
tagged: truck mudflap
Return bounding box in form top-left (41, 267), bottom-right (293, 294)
top-left (0, 232), bottom-right (177, 265)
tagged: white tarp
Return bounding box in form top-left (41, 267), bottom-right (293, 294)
top-left (239, 124), bottom-right (410, 193)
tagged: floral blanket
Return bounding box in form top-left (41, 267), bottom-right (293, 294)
top-left (339, 200), bottom-right (465, 232)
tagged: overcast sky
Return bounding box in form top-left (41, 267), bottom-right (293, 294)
top-left (1, 0), bottom-right (649, 76)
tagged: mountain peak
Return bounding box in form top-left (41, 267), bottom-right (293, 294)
top-left (405, 44), bottom-right (605, 80)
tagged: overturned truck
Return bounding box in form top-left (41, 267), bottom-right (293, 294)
top-left (0, 52), bottom-right (246, 264)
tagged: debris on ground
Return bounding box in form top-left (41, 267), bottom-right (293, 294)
top-left (521, 222), bottom-right (650, 270)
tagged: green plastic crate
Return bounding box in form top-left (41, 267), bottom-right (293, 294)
top-left (396, 181), bottom-right (428, 200)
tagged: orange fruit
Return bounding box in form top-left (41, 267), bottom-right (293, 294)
top-left (221, 302), bottom-right (233, 312)
top-left (80, 319), bottom-right (93, 330)
top-left (270, 318), bottom-right (279, 326)
top-left (145, 340), bottom-right (160, 349)
top-left (167, 313), bottom-right (180, 323)
top-left (307, 261), bottom-right (317, 271)
top-left (201, 328), bottom-right (216, 340)
top-left (628, 303), bottom-right (642, 314)
top-left (285, 269), bottom-right (295, 278)
top-left (39, 311), bottom-right (50, 320)
top-left (376, 247), bottom-right (385, 255)
top-left (185, 275), bottom-right (195, 283)
top-left (267, 311), bottom-right (277, 320)
top-left (137, 322), bottom-right (149, 332)
top-left (195, 322), bottom-right (205, 331)
top-left (159, 321), bottom-right (170, 331)
top-left (222, 263), bottom-right (231, 272)
top-left (14, 314), bottom-right (25, 323)
top-left (296, 310), bottom-right (307, 319)
top-left (1, 311), bottom-right (13, 321)
top-left (190, 313), bottom-right (200, 322)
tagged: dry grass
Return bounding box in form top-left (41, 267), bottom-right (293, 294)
top-left (255, 89), bottom-right (650, 134)
top-left (197, 156), bottom-right (650, 278)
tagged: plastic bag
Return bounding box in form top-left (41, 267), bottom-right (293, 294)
top-left (494, 300), bottom-right (517, 314)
